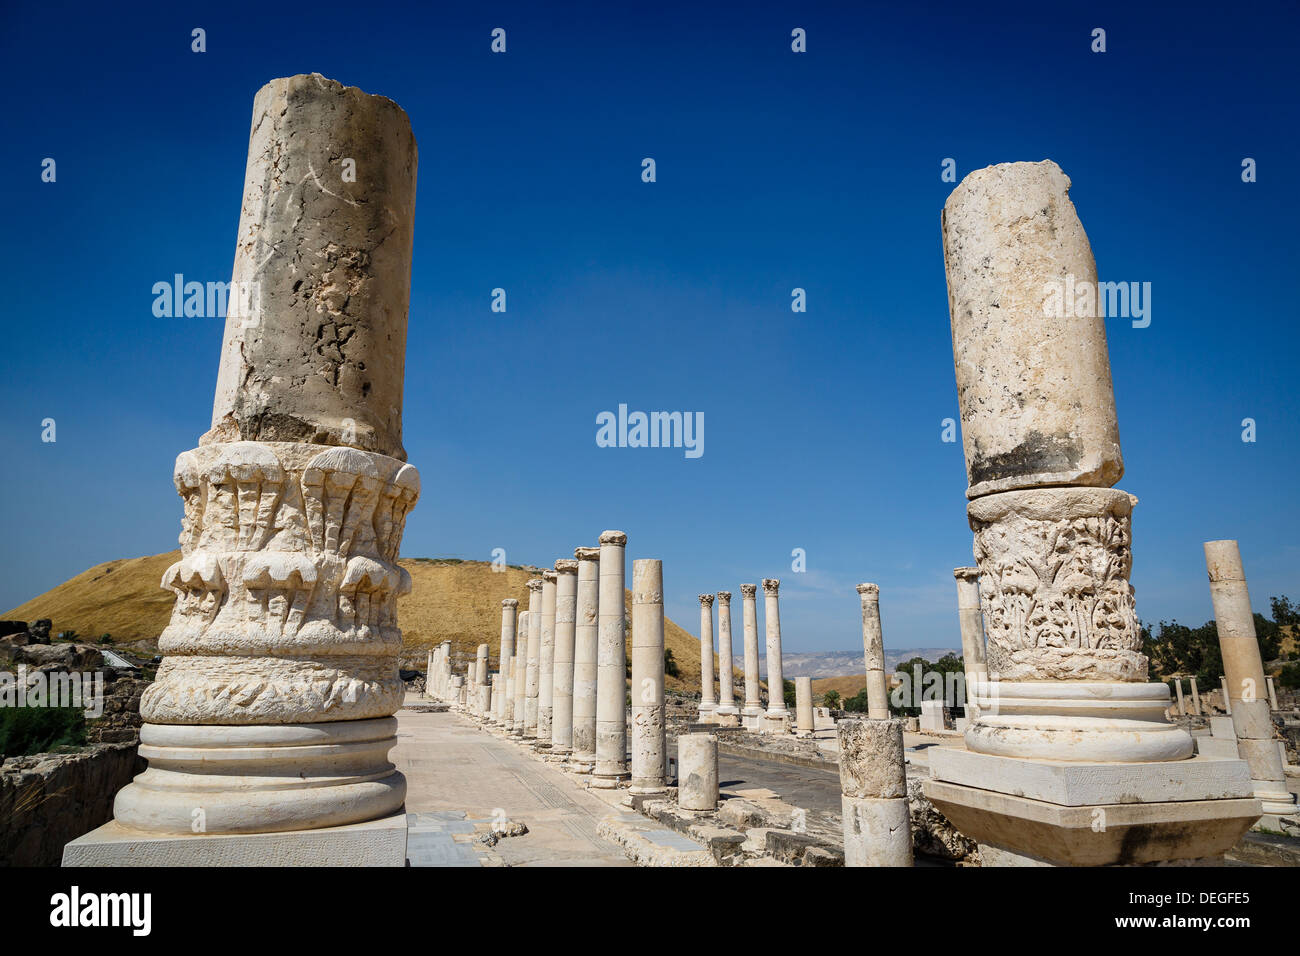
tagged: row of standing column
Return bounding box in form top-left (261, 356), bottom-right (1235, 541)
top-left (697, 580), bottom-right (790, 733)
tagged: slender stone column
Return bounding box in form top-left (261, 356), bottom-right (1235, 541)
top-left (550, 560), bottom-right (578, 755)
top-left (795, 677), bottom-right (814, 736)
top-left (678, 734), bottom-right (719, 811)
top-left (1174, 679), bottom-right (1186, 717)
top-left (499, 599), bottom-right (517, 725)
top-left (475, 644), bottom-right (489, 715)
top-left (571, 547), bottom-right (601, 772)
top-left (510, 615), bottom-right (528, 735)
top-left (629, 559), bottom-right (667, 794)
top-left (714, 592), bottom-right (739, 725)
top-left (490, 675), bottom-right (501, 725)
top-left (952, 569), bottom-right (987, 719)
top-left (536, 570), bottom-right (558, 749)
top-left (1205, 540), bottom-right (1295, 815)
top-left (105, 75), bottom-right (419, 840)
top-left (857, 583), bottom-right (890, 720)
top-left (1221, 677), bottom-right (1233, 715)
top-left (740, 584), bottom-right (763, 726)
top-left (838, 719), bottom-right (913, 867)
top-left (593, 531), bottom-right (630, 788)
top-left (761, 580), bottom-right (789, 734)
top-left (523, 581), bottom-right (543, 738)
top-left (1267, 677), bottom-right (1279, 712)
top-left (1189, 677), bottom-right (1201, 716)
top-left (698, 594), bottom-right (717, 722)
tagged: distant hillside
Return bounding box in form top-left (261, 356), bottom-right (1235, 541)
top-left (737, 647), bottom-right (961, 679)
top-left (4, 552), bottom-right (721, 694)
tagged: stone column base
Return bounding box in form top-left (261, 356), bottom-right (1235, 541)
top-left (713, 710), bottom-right (741, 728)
top-left (64, 810), bottom-right (407, 867)
top-left (568, 754), bottom-right (596, 774)
top-left (590, 772), bottom-right (630, 790)
top-left (926, 748), bottom-right (1262, 866)
top-left (760, 713), bottom-right (790, 735)
top-left (968, 680), bottom-right (1193, 762)
top-left (112, 718), bottom-right (405, 835)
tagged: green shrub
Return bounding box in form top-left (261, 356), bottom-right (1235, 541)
top-left (0, 705), bottom-right (87, 757)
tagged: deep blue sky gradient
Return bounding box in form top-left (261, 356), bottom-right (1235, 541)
top-left (2, 1), bottom-right (1297, 651)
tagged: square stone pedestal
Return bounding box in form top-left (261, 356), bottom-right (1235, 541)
top-left (925, 749), bottom-right (1262, 866)
top-left (63, 811), bottom-right (408, 867)
top-left (760, 713), bottom-right (790, 735)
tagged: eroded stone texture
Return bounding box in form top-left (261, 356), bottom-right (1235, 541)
top-left (630, 559), bottom-right (666, 794)
top-left (942, 160), bottom-right (1121, 499)
top-left (571, 547), bottom-right (600, 770)
top-left (523, 581), bottom-right (542, 738)
top-left (837, 719), bottom-right (907, 800)
top-left (678, 734), bottom-right (719, 811)
top-left (967, 486), bottom-right (1144, 682)
top-left (207, 74), bottom-right (417, 461)
top-left (551, 560), bottom-right (578, 755)
top-left (593, 531), bottom-right (629, 787)
top-left (856, 583), bottom-right (889, 720)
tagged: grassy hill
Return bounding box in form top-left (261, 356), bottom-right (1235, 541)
top-left (3, 552), bottom-right (719, 694)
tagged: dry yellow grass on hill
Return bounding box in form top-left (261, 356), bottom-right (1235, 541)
top-left (4, 553), bottom-right (721, 694)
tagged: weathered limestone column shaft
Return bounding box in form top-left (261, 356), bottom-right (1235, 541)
top-left (536, 570), bottom-right (558, 748)
top-left (678, 734), bottom-right (719, 811)
top-left (762, 579), bottom-right (788, 718)
top-left (857, 583), bottom-right (890, 720)
top-left (740, 584), bottom-right (763, 721)
top-left (511, 612), bottom-right (530, 735)
top-left (952, 569), bottom-right (987, 719)
top-left (499, 599), bottom-right (517, 725)
top-left (207, 74), bottom-right (417, 460)
top-left (110, 74), bottom-right (421, 838)
top-left (593, 531), bottom-right (629, 788)
top-left (1205, 540), bottom-right (1294, 814)
top-left (504, 656), bottom-right (516, 729)
top-left (715, 592), bottom-right (738, 721)
top-left (523, 581), bottom-right (543, 738)
top-left (550, 560), bottom-right (578, 755)
top-left (1189, 677), bottom-right (1201, 716)
top-left (698, 594), bottom-right (717, 720)
top-left (475, 644), bottom-right (489, 715)
top-left (1221, 677), bottom-right (1232, 715)
top-left (630, 559), bottom-right (667, 794)
top-left (795, 677), bottom-right (814, 736)
top-left (838, 719), bottom-right (913, 867)
top-left (571, 547), bottom-right (601, 771)
top-left (942, 160), bottom-right (1121, 499)
top-left (1174, 680), bottom-right (1186, 717)
top-left (1266, 677), bottom-right (1279, 712)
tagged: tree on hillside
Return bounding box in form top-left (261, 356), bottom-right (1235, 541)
top-left (822, 690), bottom-right (841, 709)
top-left (1143, 597), bottom-right (1291, 681)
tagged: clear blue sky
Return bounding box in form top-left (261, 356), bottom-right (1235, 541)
top-left (2, 1), bottom-right (1296, 653)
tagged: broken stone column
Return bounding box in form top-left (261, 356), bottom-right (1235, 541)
top-left (740, 584), bottom-right (763, 728)
top-left (698, 594), bottom-right (717, 722)
top-left (85, 75), bottom-right (419, 859)
top-left (593, 531), bottom-right (629, 789)
top-left (1267, 676), bottom-right (1279, 712)
top-left (925, 160), bottom-right (1259, 867)
top-left (1221, 677), bottom-right (1233, 715)
top-left (536, 570), bottom-right (558, 749)
top-left (838, 719), bottom-right (912, 867)
top-left (550, 560), bottom-right (578, 756)
top-left (678, 734), bottom-right (719, 811)
top-left (571, 547), bottom-right (601, 772)
top-left (1174, 679), bottom-right (1186, 717)
top-left (714, 591), bottom-right (739, 726)
top-left (499, 599), bottom-right (517, 726)
top-left (523, 581), bottom-right (543, 739)
top-left (856, 583), bottom-right (890, 720)
top-left (1205, 540), bottom-right (1295, 816)
top-left (795, 677), bottom-right (814, 736)
top-left (761, 579), bottom-right (789, 734)
top-left (1189, 677), bottom-right (1201, 716)
top-left (952, 569), bottom-right (987, 719)
top-left (629, 559), bottom-right (667, 795)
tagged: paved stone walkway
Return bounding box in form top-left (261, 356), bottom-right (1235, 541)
top-left (393, 707), bottom-right (645, 866)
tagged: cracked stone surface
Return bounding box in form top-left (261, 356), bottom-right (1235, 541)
top-left (207, 73), bottom-right (417, 461)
